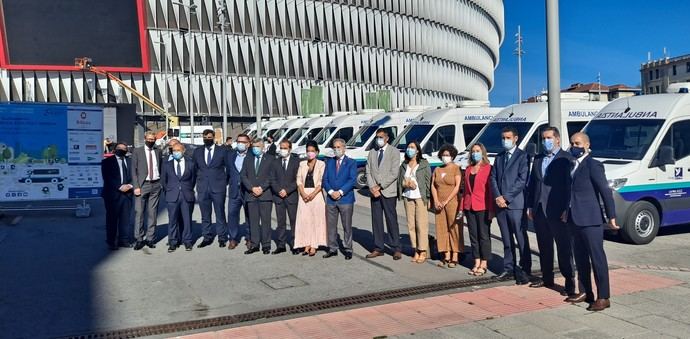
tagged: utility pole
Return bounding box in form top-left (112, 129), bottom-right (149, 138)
top-left (597, 72), bottom-right (602, 101)
top-left (514, 25), bottom-right (524, 104)
top-left (546, 0), bottom-right (561, 128)
top-left (253, 0), bottom-right (262, 137)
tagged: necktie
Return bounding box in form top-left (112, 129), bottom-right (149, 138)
top-left (255, 156), bottom-right (261, 175)
top-left (147, 148), bottom-right (154, 179)
top-left (283, 158), bottom-right (287, 171)
top-left (206, 146), bottom-right (212, 165)
top-left (120, 158), bottom-right (127, 184)
top-left (378, 149), bottom-right (384, 166)
top-left (176, 160), bottom-right (182, 178)
top-left (505, 152), bottom-right (511, 167)
top-left (336, 159), bottom-right (341, 173)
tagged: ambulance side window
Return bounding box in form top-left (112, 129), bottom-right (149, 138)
top-left (659, 120), bottom-right (690, 160)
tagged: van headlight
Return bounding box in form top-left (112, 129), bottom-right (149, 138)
top-left (608, 178), bottom-right (627, 190)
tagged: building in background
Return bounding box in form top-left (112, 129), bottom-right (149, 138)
top-left (0, 0), bottom-right (505, 132)
top-left (524, 82), bottom-right (639, 103)
top-left (641, 53), bottom-right (690, 94)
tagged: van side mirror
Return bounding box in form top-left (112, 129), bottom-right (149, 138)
top-left (525, 143), bottom-right (537, 158)
top-left (423, 142), bottom-right (434, 155)
top-left (652, 145), bottom-right (675, 167)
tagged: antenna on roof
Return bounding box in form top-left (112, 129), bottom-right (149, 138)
top-left (624, 98), bottom-right (631, 113)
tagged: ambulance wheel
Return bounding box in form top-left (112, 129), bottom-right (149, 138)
top-left (355, 168), bottom-right (368, 189)
top-left (621, 201), bottom-right (659, 245)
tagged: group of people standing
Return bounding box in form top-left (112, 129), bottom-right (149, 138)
top-left (102, 124), bottom-right (617, 312)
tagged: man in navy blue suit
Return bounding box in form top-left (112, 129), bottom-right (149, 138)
top-left (323, 138), bottom-right (358, 260)
top-left (527, 127), bottom-right (577, 296)
top-left (565, 132), bottom-right (618, 311)
top-left (193, 129), bottom-right (229, 248)
top-left (270, 139), bottom-right (301, 254)
top-left (162, 143), bottom-right (196, 252)
top-left (490, 126), bottom-right (531, 284)
top-left (101, 142), bottom-right (134, 250)
top-left (226, 133), bottom-right (251, 250)
top-left (241, 138), bottom-right (276, 255)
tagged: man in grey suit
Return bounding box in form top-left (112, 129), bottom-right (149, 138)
top-left (131, 131), bottom-right (162, 250)
top-left (365, 129), bottom-right (402, 260)
top-left (490, 126), bottom-right (531, 284)
top-left (241, 138), bottom-right (275, 255)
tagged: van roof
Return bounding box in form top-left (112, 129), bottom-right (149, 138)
top-left (301, 116), bottom-right (335, 128)
top-left (408, 107), bottom-right (503, 125)
top-left (492, 101), bottom-right (606, 123)
top-left (280, 117), bottom-right (310, 128)
top-left (262, 119), bottom-right (288, 129)
top-left (593, 93), bottom-right (688, 120)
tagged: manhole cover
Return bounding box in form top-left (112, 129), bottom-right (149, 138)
top-left (261, 275), bottom-right (308, 290)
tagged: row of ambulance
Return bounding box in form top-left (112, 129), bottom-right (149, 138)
top-left (243, 85), bottom-right (690, 245)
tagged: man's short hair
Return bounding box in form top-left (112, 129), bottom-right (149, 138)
top-left (542, 126), bottom-right (560, 138)
top-left (332, 138), bottom-right (346, 147)
top-left (237, 133), bottom-right (250, 141)
top-left (172, 143), bottom-right (186, 152)
top-left (252, 138), bottom-right (264, 145)
top-left (203, 129), bottom-right (215, 137)
top-left (280, 139), bottom-right (292, 148)
top-left (375, 128), bottom-right (389, 138)
top-left (501, 126), bottom-right (518, 137)
top-left (226, 137), bottom-right (232, 142)
top-left (144, 131), bottom-right (157, 139)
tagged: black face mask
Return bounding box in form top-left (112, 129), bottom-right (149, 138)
top-left (114, 149), bottom-right (127, 157)
top-left (203, 139), bottom-right (214, 147)
top-left (145, 141), bottom-right (155, 149)
top-left (168, 147), bottom-right (173, 154)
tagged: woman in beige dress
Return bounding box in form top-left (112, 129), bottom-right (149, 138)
top-left (294, 140), bottom-right (327, 256)
top-left (431, 144), bottom-right (463, 268)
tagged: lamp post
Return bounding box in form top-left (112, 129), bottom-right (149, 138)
top-left (253, 0), bottom-right (262, 137)
top-left (173, 0), bottom-right (197, 143)
top-left (216, 0), bottom-right (229, 140)
top-left (546, 0), bottom-right (561, 127)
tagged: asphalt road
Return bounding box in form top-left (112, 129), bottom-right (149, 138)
top-left (0, 193), bottom-right (688, 338)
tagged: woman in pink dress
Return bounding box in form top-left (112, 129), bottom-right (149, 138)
top-left (294, 140), bottom-right (327, 256)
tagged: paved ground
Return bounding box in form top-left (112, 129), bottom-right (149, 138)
top-left (181, 268), bottom-right (689, 339)
top-left (1, 192), bottom-right (689, 338)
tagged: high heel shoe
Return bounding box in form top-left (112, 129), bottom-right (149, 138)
top-left (416, 251), bottom-right (427, 264)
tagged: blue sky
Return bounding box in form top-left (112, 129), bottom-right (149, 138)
top-left (490, 1), bottom-right (690, 106)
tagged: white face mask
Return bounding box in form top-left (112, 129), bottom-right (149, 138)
top-left (376, 137), bottom-right (385, 148)
top-left (441, 156), bottom-right (452, 164)
top-left (279, 149), bottom-right (290, 158)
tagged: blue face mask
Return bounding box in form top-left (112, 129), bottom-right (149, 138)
top-left (569, 146), bottom-right (585, 158)
top-left (406, 148), bottom-right (417, 158)
top-left (252, 147), bottom-right (263, 156)
top-left (471, 151), bottom-right (482, 162)
top-left (235, 143), bottom-right (247, 152)
top-left (502, 139), bottom-right (514, 150)
top-left (542, 138), bottom-right (555, 153)
top-left (172, 151), bottom-right (183, 160)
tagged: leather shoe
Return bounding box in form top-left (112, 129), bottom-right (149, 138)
top-left (227, 240), bottom-right (238, 250)
top-left (516, 276), bottom-right (530, 285)
top-left (262, 248), bottom-right (271, 255)
top-left (344, 252), bottom-right (352, 260)
top-left (291, 249), bottom-right (300, 255)
top-left (133, 241), bottom-right (145, 251)
top-left (366, 250), bottom-right (384, 259)
top-left (167, 245), bottom-right (177, 253)
top-left (393, 251), bottom-right (402, 260)
top-left (529, 281), bottom-right (555, 289)
top-left (145, 240), bottom-right (156, 249)
top-left (587, 298), bottom-right (611, 311)
top-left (492, 272), bottom-right (514, 281)
top-left (272, 248), bottom-right (287, 255)
top-left (197, 239), bottom-right (213, 248)
top-left (219, 241), bottom-right (227, 248)
top-left (323, 251), bottom-right (338, 258)
top-left (184, 244), bottom-right (193, 251)
top-left (564, 292), bottom-right (593, 303)
top-left (244, 247), bottom-right (260, 255)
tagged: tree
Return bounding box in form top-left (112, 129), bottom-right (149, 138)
top-left (2, 148), bottom-right (11, 163)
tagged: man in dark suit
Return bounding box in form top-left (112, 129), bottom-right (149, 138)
top-left (270, 139), bottom-right (300, 254)
top-left (226, 133), bottom-right (251, 250)
top-left (490, 126), bottom-right (531, 284)
top-left (526, 127), bottom-right (577, 296)
top-left (162, 143), bottom-right (196, 252)
top-left (565, 132), bottom-right (618, 311)
top-left (265, 135), bottom-right (277, 156)
top-left (241, 138), bottom-right (275, 254)
top-left (101, 142), bottom-right (134, 250)
top-left (131, 131), bottom-right (162, 250)
top-left (193, 129), bottom-right (230, 248)
top-left (323, 138), bottom-right (358, 260)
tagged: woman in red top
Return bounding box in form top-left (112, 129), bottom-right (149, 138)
top-left (462, 143), bottom-right (494, 276)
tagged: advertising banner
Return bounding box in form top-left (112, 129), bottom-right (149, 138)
top-left (0, 103), bottom-right (103, 201)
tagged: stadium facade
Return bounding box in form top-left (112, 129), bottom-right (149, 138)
top-left (0, 0), bottom-right (504, 121)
